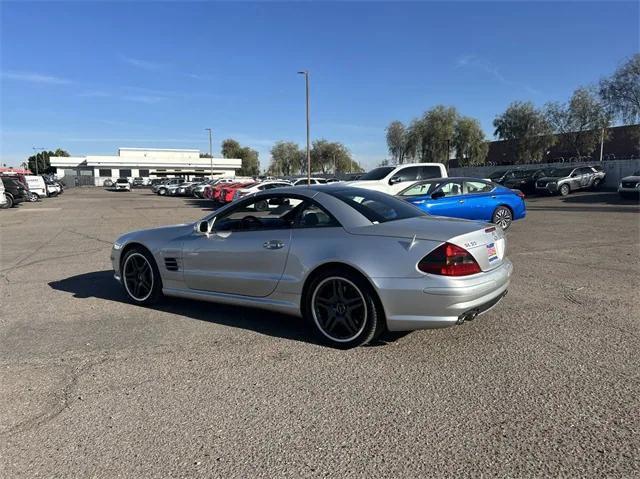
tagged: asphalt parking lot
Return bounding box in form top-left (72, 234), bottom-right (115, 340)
top-left (1, 188), bottom-right (638, 477)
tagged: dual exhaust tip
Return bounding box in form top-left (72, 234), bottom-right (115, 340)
top-left (456, 310), bottom-right (479, 325)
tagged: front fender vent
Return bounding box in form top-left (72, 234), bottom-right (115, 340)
top-left (164, 257), bottom-right (179, 271)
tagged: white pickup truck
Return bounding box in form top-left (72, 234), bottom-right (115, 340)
top-left (347, 163), bottom-right (448, 195)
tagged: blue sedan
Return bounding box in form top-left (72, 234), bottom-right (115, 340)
top-left (397, 177), bottom-right (526, 229)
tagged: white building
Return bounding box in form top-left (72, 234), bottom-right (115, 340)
top-left (50, 147), bottom-right (242, 186)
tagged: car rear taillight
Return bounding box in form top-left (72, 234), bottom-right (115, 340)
top-left (418, 242), bottom-right (481, 276)
top-left (514, 189), bottom-right (525, 199)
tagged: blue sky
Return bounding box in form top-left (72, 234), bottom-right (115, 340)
top-left (1, 1), bottom-right (638, 170)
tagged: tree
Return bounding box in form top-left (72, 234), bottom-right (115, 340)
top-left (268, 141), bottom-right (304, 176)
top-left (407, 106), bottom-right (458, 164)
top-left (221, 138), bottom-right (259, 176)
top-left (493, 101), bottom-right (555, 163)
top-left (599, 53), bottom-right (640, 124)
top-left (199, 153), bottom-right (212, 158)
top-left (545, 87), bottom-right (610, 158)
top-left (221, 139), bottom-right (241, 159)
top-left (26, 148), bottom-right (70, 174)
top-left (310, 140), bottom-right (362, 174)
top-left (385, 121), bottom-right (410, 164)
top-left (453, 117), bottom-right (488, 166)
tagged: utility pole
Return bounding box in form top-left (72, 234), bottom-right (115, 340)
top-left (297, 70), bottom-right (311, 184)
top-left (204, 128), bottom-right (213, 178)
top-left (599, 128), bottom-right (605, 162)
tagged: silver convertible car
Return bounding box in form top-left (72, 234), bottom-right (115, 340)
top-left (111, 185), bottom-right (512, 348)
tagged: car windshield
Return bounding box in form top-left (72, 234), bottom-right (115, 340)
top-left (357, 167), bottom-right (395, 181)
top-left (548, 167), bottom-right (574, 177)
top-left (488, 170), bottom-right (507, 180)
top-left (633, 170), bottom-right (640, 176)
top-left (327, 188), bottom-right (426, 223)
top-left (116, 179), bottom-right (128, 183)
top-left (397, 180), bottom-right (442, 196)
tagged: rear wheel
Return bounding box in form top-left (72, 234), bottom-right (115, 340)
top-left (29, 193), bottom-right (39, 202)
top-left (1, 194), bottom-right (11, 209)
top-left (121, 248), bottom-right (163, 305)
top-left (492, 206), bottom-right (513, 230)
top-left (559, 184), bottom-right (570, 196)
top-left (304, 269), bottom-right (385, 348)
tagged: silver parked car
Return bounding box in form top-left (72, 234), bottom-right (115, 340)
top-left (535, 166), bottom-right (606, 196)
top-left (111, 185), bottom-right (512, 348)
top-left (618, 170), bottom-right (640, 199)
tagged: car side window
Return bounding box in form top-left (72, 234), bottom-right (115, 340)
top-left (465, 181), bottom-right (493, 194)
top-left (435, 180), bottom-right (464, 197)
top-left (213, 196), bottom-right (304, 232)
top-left (294, 203), bottom-right (340, 228)
top-left (395, 166), bottom-right (421, 182)
top-left (419, 166), bottom-right (443, 179)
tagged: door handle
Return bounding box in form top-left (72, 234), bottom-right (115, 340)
top-left (263, 240), bottom-right (284, 250)
top-left (458, 200), bottom-right (464, 203)
top-left (491, 195), bottom-right (497, 198)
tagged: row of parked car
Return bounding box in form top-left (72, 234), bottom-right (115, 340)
top-left (487, 165), bottom-right (607, 196)
top-left (146, 163), bottom-right (527, 229)
top-left (0, 174), bottom-right (64, 209)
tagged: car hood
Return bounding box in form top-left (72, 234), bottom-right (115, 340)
top-left (345, 215), bottom-right (490, 242)
top-left (116, 223), bottom-right (193, 245)
top-left (621, 175), bottom-right (640, 182)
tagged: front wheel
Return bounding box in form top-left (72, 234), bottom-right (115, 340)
top-left (592, 179), bottom-right (601, 190)
top-left (121, 248), bottom-right (163, 305)
top-left (29, 193), bottom-right (39, 202)
top-left (559, 184), bottom-right (570, 196)
top-left (0, 195), bottom-right (11, 209)
top-left (158, 188), bottom-right (167, 196)
top-left (492, 206), bottom-right (513, 230)
top-left (304, 269), bottom-right (385, 348)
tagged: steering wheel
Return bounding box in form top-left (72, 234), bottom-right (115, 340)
top-left (240, 215), bottom-right (262, 229)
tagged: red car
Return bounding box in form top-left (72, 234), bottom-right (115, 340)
top-left (219, 182), bottom-right (258, 203)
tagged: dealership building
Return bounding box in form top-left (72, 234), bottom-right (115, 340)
top-left (49, 147), bottom-right (242, 186)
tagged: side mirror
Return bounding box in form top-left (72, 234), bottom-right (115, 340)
top-left (195, 220), bottom-right (210, 234)
top-left (431, 190), bottom-right (445, 199)
top-left (389, 176), bottom-right (402, 185)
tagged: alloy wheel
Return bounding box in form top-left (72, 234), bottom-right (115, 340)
top-left (311, 277), bottom-right (367, 343)
top-left (494, 207), bottom-right (512, 229)
top-left (123, 253), bottom-right (154, 301)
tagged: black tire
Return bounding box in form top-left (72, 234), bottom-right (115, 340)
top-left (1, 194), bottom-right (11, 209)
top-left (158, 187), bottom-right (167, 196)
top-left (29, 193), bottom-right (39, 202)
top-left (303, 268), bottom-right (385, 349)
top-left (120, 247), bottom-right (163, 305)
top-left (591, 179), bottom-right (601, 190)
top-left (559, 184), bottom-right (570, 196)
top-left (492, 205), bottom-right (513, 230)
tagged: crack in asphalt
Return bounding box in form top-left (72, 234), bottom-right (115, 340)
top-left (1, 356), bottom-right (110, 438)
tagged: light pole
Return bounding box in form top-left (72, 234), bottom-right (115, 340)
top-left (297, 70), bottom-right (311, 184)
top-left (32, 147), bottom-right (46, 175)
top-left (204, 128), bottom-right (213, 178)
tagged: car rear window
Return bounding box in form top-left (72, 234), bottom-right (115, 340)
top-left (358, 167), bottom-right (395, 181)
top-left (326, 188), bottom-right (426, 223)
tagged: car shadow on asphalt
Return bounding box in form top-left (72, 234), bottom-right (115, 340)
top-left (526, 191), bottom-right (639, 213)
top-left (184, 198), bottom-right (220, 211)
top-left (48, 270), bottom-right (407, 347)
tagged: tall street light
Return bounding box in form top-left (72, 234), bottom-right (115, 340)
top-left (297, 70), bottom-right (311, 185)
top-left (204, 128), bottom-right (213, 179)
top-left (32, 147), bottom-right (46, 175)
